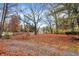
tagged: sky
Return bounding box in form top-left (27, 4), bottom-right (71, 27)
top-left (18, 3), bottom-right (48, 10)
top-left (17, 3), bottom-right (51, 28)
top-left (0, 3), bottom-right (54, 28)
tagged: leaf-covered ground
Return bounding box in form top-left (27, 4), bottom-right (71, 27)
top-left (0, 32), bottom-right (79, 56)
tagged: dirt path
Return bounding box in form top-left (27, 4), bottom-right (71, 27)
top-left (5, 40), bottom-right (79, 56)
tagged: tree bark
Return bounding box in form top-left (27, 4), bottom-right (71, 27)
top-left (49, 24), bottom-right (53, 34)
top-left (34, 23), bottom-right (37, 35)
top-left (0, 3), bottom-right (8, 38)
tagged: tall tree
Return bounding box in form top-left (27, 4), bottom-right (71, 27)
top-left (23, 4), bottom-right (44, 35)
top-left (53, 3), bottom-right (79, 32)
top-left (44, 14), bottom-right (54, 34)
top-left (48, 3), bottom-right (79, 33)
top-left (48, 8), bottom-right (59, 33)
top-left (0, 3), bottom-right (8, 37)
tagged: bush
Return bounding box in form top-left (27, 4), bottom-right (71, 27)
top-left (2, 32), bottom-right (13, 39)
top-left (65, 32), bottom-right (79, 35)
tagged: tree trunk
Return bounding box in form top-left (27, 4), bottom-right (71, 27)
top-left (34, 23), bottom-right (37, 35)
top-left (0, 3), bottom-right (8, 38)
top-left (54, 13), bottom-right (58, 34)
top-left (71, 18), bottom-right (75, 32)
top-left (49, 25), bottom-right (53, 34)
top-left (71, 22), bottom-right (74, 32)
top-left (56, 22), bottom-right (58, 34)
top-left (77, 18), bottom-right (79, 31)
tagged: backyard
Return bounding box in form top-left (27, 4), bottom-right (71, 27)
top-left (0, 32), bottom-right (79, 56)
top-left (0, 3), bottom-right (79, 56)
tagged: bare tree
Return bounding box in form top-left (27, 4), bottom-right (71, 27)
top-left (44, 15), bottom-right (54, 34)
top-left (48, 4), bottom-right (60, 34)
top-left (0, 3), bottom-right (8, 37)
top-left (21, 4), bottom-right (44, 35)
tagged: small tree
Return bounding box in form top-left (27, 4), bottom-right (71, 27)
top-left (9, 15), bottom-right (20, 32)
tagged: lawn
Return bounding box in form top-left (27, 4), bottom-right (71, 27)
top-left (0, 32), bottom-right (79, 56)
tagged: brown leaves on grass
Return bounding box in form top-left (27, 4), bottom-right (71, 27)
top-left (0, 32), bottom-right (79, 56)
